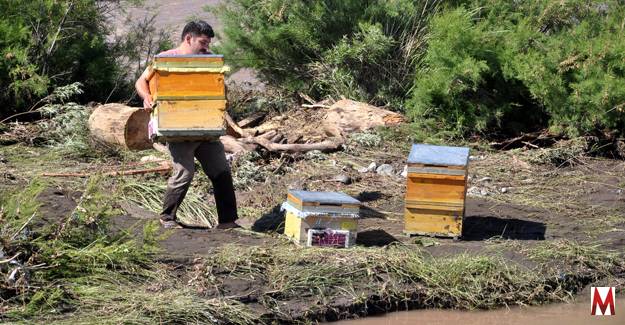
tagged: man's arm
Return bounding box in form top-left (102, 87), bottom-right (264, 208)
top-left (135, 68), bottom-right (154, 112)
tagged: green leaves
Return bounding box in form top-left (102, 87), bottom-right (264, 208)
top-left (409, 0), bottom-right (625, 137)
top-left (214, 0), bottom-right (440, 107)
top-left (0, 0), bottom-right (130, 118)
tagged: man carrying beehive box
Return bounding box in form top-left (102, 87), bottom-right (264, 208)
top-left (135, 20), bottom-right (238, 229)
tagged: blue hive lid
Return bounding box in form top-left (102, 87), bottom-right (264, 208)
top-left (407, 144), bottom-right (470, 167)
top-left (288, 190), bottom-right (360, 205)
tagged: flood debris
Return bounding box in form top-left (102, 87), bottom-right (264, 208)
top-left (376, 164), bottom-right (394, 176)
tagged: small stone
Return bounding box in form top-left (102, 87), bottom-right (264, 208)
top-left (331, 174), bottom-right (352, 184)
top-left (469, 155), bottom-right (477, 161)
top-left (359, 162), bottom-right (378, 173)
top-left (289, 180), bottom-right (306, 190)
top-left (376, 164), bottom-right (394, 176)
top-left (616, 189), bottom-right (623, 195)
top-left (477, 177), bottom-right (492, 183)
top-left (400, 165), bottom-right (408, 178)
top-left (480, 189), bottom-right (489, 196)
top-left (500, 187), bottom-right (508, 193)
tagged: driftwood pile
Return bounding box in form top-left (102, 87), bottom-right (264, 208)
top-left (88, 99), bottom-right (404, 155)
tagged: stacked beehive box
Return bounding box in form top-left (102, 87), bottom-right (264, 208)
top-left (146, 54), bottom-right (229, 142)
top-left (282, 190), bottom-right (361, 248)
top-left (404, 144), bottom-right (470, 238)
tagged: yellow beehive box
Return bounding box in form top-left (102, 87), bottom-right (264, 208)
top-left (146, 54), bottom-right (228, 141)
top-left (282, 190), bottom-right (361, 247)
top-left (404, 144), bottom-right (470, 238)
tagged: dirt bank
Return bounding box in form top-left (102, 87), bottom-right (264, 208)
top-left (3, 134), bottom-right (622, 323)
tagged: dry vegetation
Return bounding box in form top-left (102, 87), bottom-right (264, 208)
top-left (1, 96), bottom-right (624, 323)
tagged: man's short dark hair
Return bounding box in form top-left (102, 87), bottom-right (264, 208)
top-left (181, 20), bottom-right (215, 40)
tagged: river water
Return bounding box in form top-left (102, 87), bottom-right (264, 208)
top-left (337, 298), bottom-right (624, 325)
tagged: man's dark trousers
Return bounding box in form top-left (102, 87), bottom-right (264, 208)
top-left (160, 140), bottom-right (237, 224)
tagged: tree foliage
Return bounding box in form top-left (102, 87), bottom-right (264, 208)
top-left (0, 0), bottom-right (169, 119)
top-left (212, 0), bottom-right (442, 109)
top-left (216, 0), bottom-right (625, 137)
top-left (409, 0), bottom-right (625, 136)
top-left (1, 1), bottom-right (109, 115)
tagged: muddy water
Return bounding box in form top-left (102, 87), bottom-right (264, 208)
top-left (338, 299), bottom-right (624, 325)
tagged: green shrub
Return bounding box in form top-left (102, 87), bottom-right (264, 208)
top-left (408, 0), bottom-right (625, 137)
top-left (0, 0), bottom-right (170, 120)
top-left (0, 1), bottom-right (114, 115)
top-left (212, 0), bottom-right (442, 108)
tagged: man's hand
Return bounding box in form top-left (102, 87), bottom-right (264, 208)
top-left (135, 67), bottom-right (154, 113)
top-left (143, 96), bottom-right (154, 113)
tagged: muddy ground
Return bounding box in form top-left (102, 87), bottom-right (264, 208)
top-left (43, 152), bottom-right (625, 258)
top-left (2, 125), bottom-right (624, 322)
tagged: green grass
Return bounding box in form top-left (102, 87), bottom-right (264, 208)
top-left (523, 239), bottom-right (622, 276)
top-left (191, 242), bottom-right (624, 318)
top-left (2, 132), bottom-right (625, 323)
top-left (1, 187), bottom-right (623, 324)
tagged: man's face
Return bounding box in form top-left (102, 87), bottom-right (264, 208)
top-left (188, 34), bottom-right (211, 54)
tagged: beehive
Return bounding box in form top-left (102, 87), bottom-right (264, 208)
top-left (404, 144), bottom-right (470, 238)
top-left (282, 190), bottom-right (361, 247)
top-left (146, 54), bottom-right (228, 142)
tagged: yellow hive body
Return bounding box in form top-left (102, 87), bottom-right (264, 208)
top-left (403, 144), bottom-right (470, 238)
top-left (284, 211), bottom-right (359, 246)
top-left (146, 55), bottom-right (227, 141)
top-left (282, 190), bottom-right (361, 248)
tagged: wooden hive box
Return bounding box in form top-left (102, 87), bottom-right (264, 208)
top-left (404, 144), bottom-right (470, 238)
top-left (146, 54), bottom-right (228, 142)
top-left (282, 190), bottom-right (361, 248)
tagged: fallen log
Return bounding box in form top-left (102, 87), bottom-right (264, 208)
top-left (88, 103), bottom-right (152, 150)
top-left (248, 120), bottom-right (280, 135)
top-left (322, 99), bottom-right (404, 137)
top-left (489, 132), bottom-right (562, 150)
top-left (250, 136), bottom-right (344, 153)
top-left (224, 112), bottom-right (253, 138)
top-left (237, 112), bottom-right (266, 128)
top-left (220, 135), bottom-right (257, 154)
top-left (86, 100), bottom-right (405, 156)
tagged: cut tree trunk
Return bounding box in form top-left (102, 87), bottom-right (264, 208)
top-left (88, 104), bottom-right (152, 150)
top-left (87, 100), bottom-right (404, 155)
top-left (322, 99), bottom-right (404, 137)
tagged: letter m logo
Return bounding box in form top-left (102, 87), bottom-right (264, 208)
top-left (591, 287), bottom-right (615, 316)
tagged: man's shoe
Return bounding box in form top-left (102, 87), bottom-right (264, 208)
top-left (215, 221), bottom-right (241, 230)
top-left (160, 218), bottom-right (183, 229)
